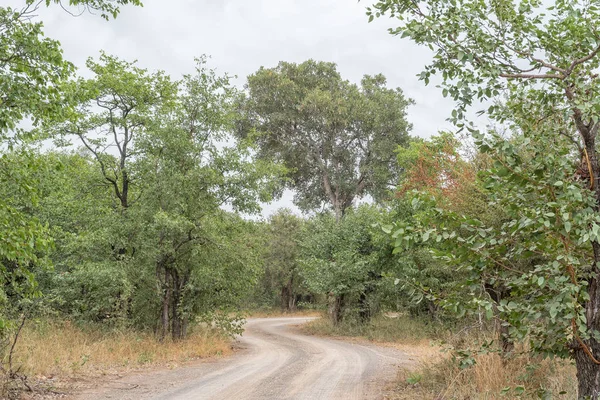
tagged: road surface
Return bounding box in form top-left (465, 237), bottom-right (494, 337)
top-left (73, 317), bottom-right (414, 400)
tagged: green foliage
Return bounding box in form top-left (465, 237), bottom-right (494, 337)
top-left (0, 5), bottom-right (73, 140)
top-left (391, 132), bottom-right (595, 355)
top-left (0, 151), bottom-right (53, 323)
top-left (237, 60), bottom-right (412, 218)
top-left (299, 205), bottom-right (393, 320)
top-left (370, 0), bottom-right (600, 395)
top-left (256, 209), bottom-right (309, 311)
top-left (367, 0), bottom-right (600, 128)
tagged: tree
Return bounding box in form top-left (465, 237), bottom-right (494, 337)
top-left (261, 209), bottom-right (305, 312)
top-left (299, 205), bottom-right (392, 323)
top-left (237, 60), bottom-right (413, 221)
top-left (0, 0), bottom-right (139, 387)
top-left (390, 135), bottom-right (472, 320)
top-left (49, 55), bottom-right (283, 340)
top-left (370, 0), bottom-right (600, 395)
top-left (132, 62), bottom-right (282, 339)
top-left (58, 53), bottom-right (178, 213)
top-left (0, 5), bottom-right (71, 138)
top-left (1, 0), bottom-right (143, 137)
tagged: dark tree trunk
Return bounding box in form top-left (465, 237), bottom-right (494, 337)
top-left (484, 282), bottom-right (514, 355)
top-left (328, 293), bottom-right (345, 325)
top-left (288, 292), bottom-right (296, 311)
top-left (281, 278), bottom-right (296, 312)
top-left (358, 292), bottom-right (370, 323)
top-left (575, 132), bottom-right (600, 399)
top-left (160, 266), bottom-right (170, 342)
top-left (170, 267), bottom-right (191, 341)
top-left (120, 170), bottom-right (129, 209)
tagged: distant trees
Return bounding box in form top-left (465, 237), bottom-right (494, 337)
top-left (299, 205), bottom-right (394, 323)
top-left (238, 61), bottom-right (412, 323)
top-left (261, 209), bottom-right (305, 312)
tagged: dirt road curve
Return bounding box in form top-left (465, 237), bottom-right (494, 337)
top-left (73, 317), bottom-right (414, 400)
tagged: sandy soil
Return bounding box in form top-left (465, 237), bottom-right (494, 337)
top-left (70, 317), bottom-right (414, 400)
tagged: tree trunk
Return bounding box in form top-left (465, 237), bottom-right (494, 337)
top-left (483, 282), bottom-right (514, 355)
top-left (171, 269), bottom-right (183, 341)
top-left (328, 293), bottom-right (344, 325)
top-left (576, 130), bottom-right (600, 399)
top-left (358, 292), bottom-right (370, 322)
top-left (280, 285), bottom-right (290, 312)
top-left (160, 267), bottom-right (170, 342)
top-left (281, 278), bottom-right (296, 312)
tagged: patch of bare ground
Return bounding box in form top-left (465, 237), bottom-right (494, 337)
top-left (243, 309), bottom-right (324, 318)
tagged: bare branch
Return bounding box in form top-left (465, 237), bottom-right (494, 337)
top-left (500, 73), bottom-right (565, 80)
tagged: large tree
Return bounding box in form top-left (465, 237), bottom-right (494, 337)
top-left (50, 55), bottom-right (283, 340)
top-left (237, 60), bottom-right (412, 221)
top-left (58, 53), bottom-right (178, 213)
top-left (371, 0), bottom-right (600, 396)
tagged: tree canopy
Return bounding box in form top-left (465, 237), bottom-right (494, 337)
top-left (370, 0), bottom-right (600, 396)
top-left (237, 60), bottom-right (413, 220)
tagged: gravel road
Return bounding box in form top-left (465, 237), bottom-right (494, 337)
top-left (73, 317), bottom-right (413, 400)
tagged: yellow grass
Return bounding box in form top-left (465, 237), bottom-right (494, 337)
top-left (300, 314), bottom-right (445, 345)
top-left (389, 352), bottom-right (577, 399)
top-left (12, 321), bottom-right (232, 378)
top-left (302, 315), bottom-right (577, 399)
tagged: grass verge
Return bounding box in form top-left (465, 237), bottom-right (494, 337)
top-left (390, 352), bottom-right (576, 399)
top-left (301, 314), bottom-right (577, 399)
top-left (300, 314), bottom-right (443, 344)
top-left (12, 320), bottom-right (232, 378)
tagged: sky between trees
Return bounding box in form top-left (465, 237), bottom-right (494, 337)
top-left (3, 0), bottom-right (456, 216)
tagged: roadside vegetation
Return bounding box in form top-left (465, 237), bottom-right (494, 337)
top-left (3, 0), bottom-right (600, 399)
top-left (16, 321), bottom-right (232, 377)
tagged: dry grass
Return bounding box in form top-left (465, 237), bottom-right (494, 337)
top-left (300, 314), bottom-right (445, 345)
top-left (302, 315), bottom-right (577, 399)
top-left (300, 314), bottom-right (444, 365)
top-left (11, 320), bottom-right (233, 378)
top-left (389, 352), bottom-right (577, 399)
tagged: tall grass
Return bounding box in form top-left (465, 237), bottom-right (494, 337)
top-left (10, 320), bottom-right (232, 378)
top-left (390, 352), bottom-right (577, 399)
top-left (302, 314), bottom-right (577, 399)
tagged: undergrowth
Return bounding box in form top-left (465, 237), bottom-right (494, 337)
top-left (300, 314), bottom-right (446, 344)
top-left (11, 320), bottom-right (232, 378)
top-left (302, 314), bottom-right (577, 399)
top-left (390, 352), bottom-right (577, 399)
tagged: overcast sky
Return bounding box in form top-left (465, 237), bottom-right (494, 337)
top-left (11, 0), bottom-right (456, 216)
